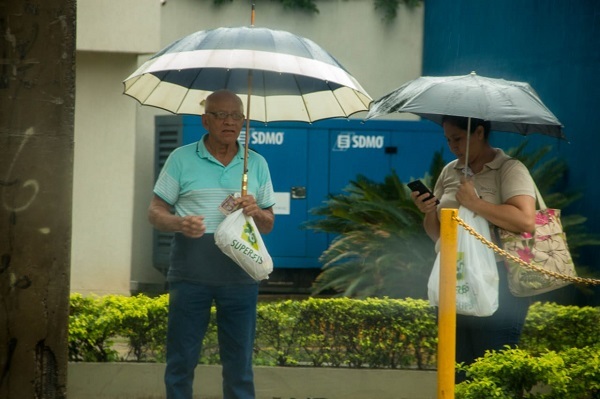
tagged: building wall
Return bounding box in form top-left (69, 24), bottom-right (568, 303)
top-left (157, 0), bottom-right (424, 100)
top-left (72, 0), bottom-right (425, 294)
top-left (76, 0), bottom-right (161, 53)
top-left (72, 0), bottom-right (162, 294)
top-left (72, 52), bottom-right (138, 295)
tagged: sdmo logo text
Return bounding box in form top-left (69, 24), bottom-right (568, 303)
top-left (334, 132), bottom-right (385, 151)
top-left (250, 131), bottom-right (284, 145)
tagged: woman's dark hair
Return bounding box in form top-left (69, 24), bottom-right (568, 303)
top-left (441, 115), bottom-right (491, 140)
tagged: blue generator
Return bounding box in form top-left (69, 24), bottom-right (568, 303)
top-left (154, 115), bottom-right (445, 293)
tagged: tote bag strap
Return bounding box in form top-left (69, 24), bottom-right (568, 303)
top-left (497, 158), bottom-right (546, 211)
top-left (533, 182), bottom-right (546, 210)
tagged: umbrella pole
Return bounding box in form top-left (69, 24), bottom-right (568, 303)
top-left (464, 117), bottom-right (472, 178)
top-left (242, 70), bottom-right (253, 196)
top-left (241, 3), bottom-right (255, 197)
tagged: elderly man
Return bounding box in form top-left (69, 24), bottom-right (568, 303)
top-left (148, 90), bottom-right (275, 399)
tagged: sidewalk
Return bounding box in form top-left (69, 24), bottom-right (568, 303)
top-left (68, 363), bottom-right (437, 399)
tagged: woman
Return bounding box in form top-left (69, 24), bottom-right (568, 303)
top-left (412, 115), bottom-right (537, 381)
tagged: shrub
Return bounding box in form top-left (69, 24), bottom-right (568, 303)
top-left (68, 294), bottom-right (120, 362)
top-left (255, 300), bottom-right (303, 366)
top-left (521, 301), bottom-right (600, 354)
top-left (68, 293), bottom-right (438, 368)
top-left (67, 289), bottom-right (599, 398)
top-left (456, 302), bottom-right (600, 398)
top-left (455, 346), bottom-right (600, 399)
top-left (106, 294), bottom-right (169, 362)
top-left (304, 170), bottom-right (437, 299)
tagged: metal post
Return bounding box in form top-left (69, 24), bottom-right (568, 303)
top-left (438, 208), bottom-right (458, 398)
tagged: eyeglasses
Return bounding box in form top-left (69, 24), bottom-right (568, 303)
top-left (206, 111), bottom-right (245, 121)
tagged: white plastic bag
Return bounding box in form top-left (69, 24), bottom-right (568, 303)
top-left (427, 206), bottom-right (499, 317)
top-left (214, 208), bottom-right (273, 281)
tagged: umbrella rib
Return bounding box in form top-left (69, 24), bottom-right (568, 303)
top-left (292, 75), bottom-right (313, 122)
top-left (328, 81), bottom-right (353, 119)
top-left (174, 69), bottom-right (201, 114)
top-left (260, 71), bottom-right (268, 122)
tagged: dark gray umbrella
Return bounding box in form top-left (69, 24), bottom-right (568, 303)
top-left (367, 71), bottom-right (565, 139)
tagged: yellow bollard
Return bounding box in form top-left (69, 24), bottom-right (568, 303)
top-left (438, 208), bottom-right (458, 398)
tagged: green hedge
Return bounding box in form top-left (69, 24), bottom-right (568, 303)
top-left (69, 293), bottom-right (169, 362)
top-left (519, 301), bottom-right (600, 353)
top-left (68, 294), bottom-right (437, 368)
top-left (255, 297), bottom-right (437, 368)
top-left (68, 295), bottom-right (600, 385)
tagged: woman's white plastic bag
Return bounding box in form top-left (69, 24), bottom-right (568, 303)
top-left (428, 206), bottom-right (499, 317)
top-left (214, 208), bottom-right (273, 281)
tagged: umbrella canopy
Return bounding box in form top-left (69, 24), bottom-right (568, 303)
top-left (366, 72), bottom-right (565, 140)
top-left (123, 26), bottom-right (372, 123)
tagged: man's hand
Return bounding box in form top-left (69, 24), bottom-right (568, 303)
top-left (148, 194), bottom-right (206, 238)
top-left (235, 195), bottom-right (274, 234)
top-left (180, 215), bottom-right (206, 238)
top-left (235, 195), bottom-right (261, 218)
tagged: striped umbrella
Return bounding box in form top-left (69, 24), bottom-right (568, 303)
top-left (123, 22), bottom-right (371, 194)
top-left (122, 26), bottom-right (371, 123)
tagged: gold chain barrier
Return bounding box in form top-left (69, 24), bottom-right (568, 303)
top-left (453, 214), bottom-right (600, 286)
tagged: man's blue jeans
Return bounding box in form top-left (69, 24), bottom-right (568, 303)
top-left (164, 281), bottom-right (259, 399)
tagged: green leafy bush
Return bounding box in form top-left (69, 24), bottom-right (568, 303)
top-left (455, 346), bottom-right (600, 399)
top-left (211, 0), bottom-right (423, 22)
top-left (304, 170), bottom-right (437, 299)
top-left (255, 300), bottom-right (303, 366)
top-left (520, 302), bottom-right (600, 354)
top-left (68, 293), bottom-right (120, 362)
top-left (68, 294), bottom-right (437, 368)
top-left (287, 297), bottom-right (437, 369)
top-left (456, 302), bottom-right (600, 398)
top-left (104, 294), bottom-right (169, 362)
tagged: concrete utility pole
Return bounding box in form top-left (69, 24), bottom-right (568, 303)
top-left (0, 0), bottom-right (76, 398)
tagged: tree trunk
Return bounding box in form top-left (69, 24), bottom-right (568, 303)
top-left (0, 0), bottom-right (75, 397)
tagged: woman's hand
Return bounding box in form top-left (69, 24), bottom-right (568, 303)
top-left (411, 191), bottom-right (441, 242)
top-left (411, 191), bottom-right (438, 214)
top-left (456, 177), bottom-right (481, 209)
top-left (455, 178), bottom-right (536, 234)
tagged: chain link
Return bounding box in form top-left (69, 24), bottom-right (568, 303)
top-left (453, 214), bottom-right (600, 286)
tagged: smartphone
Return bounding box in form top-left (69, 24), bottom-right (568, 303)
top-left (407, 180), bottom-right (439, 205)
